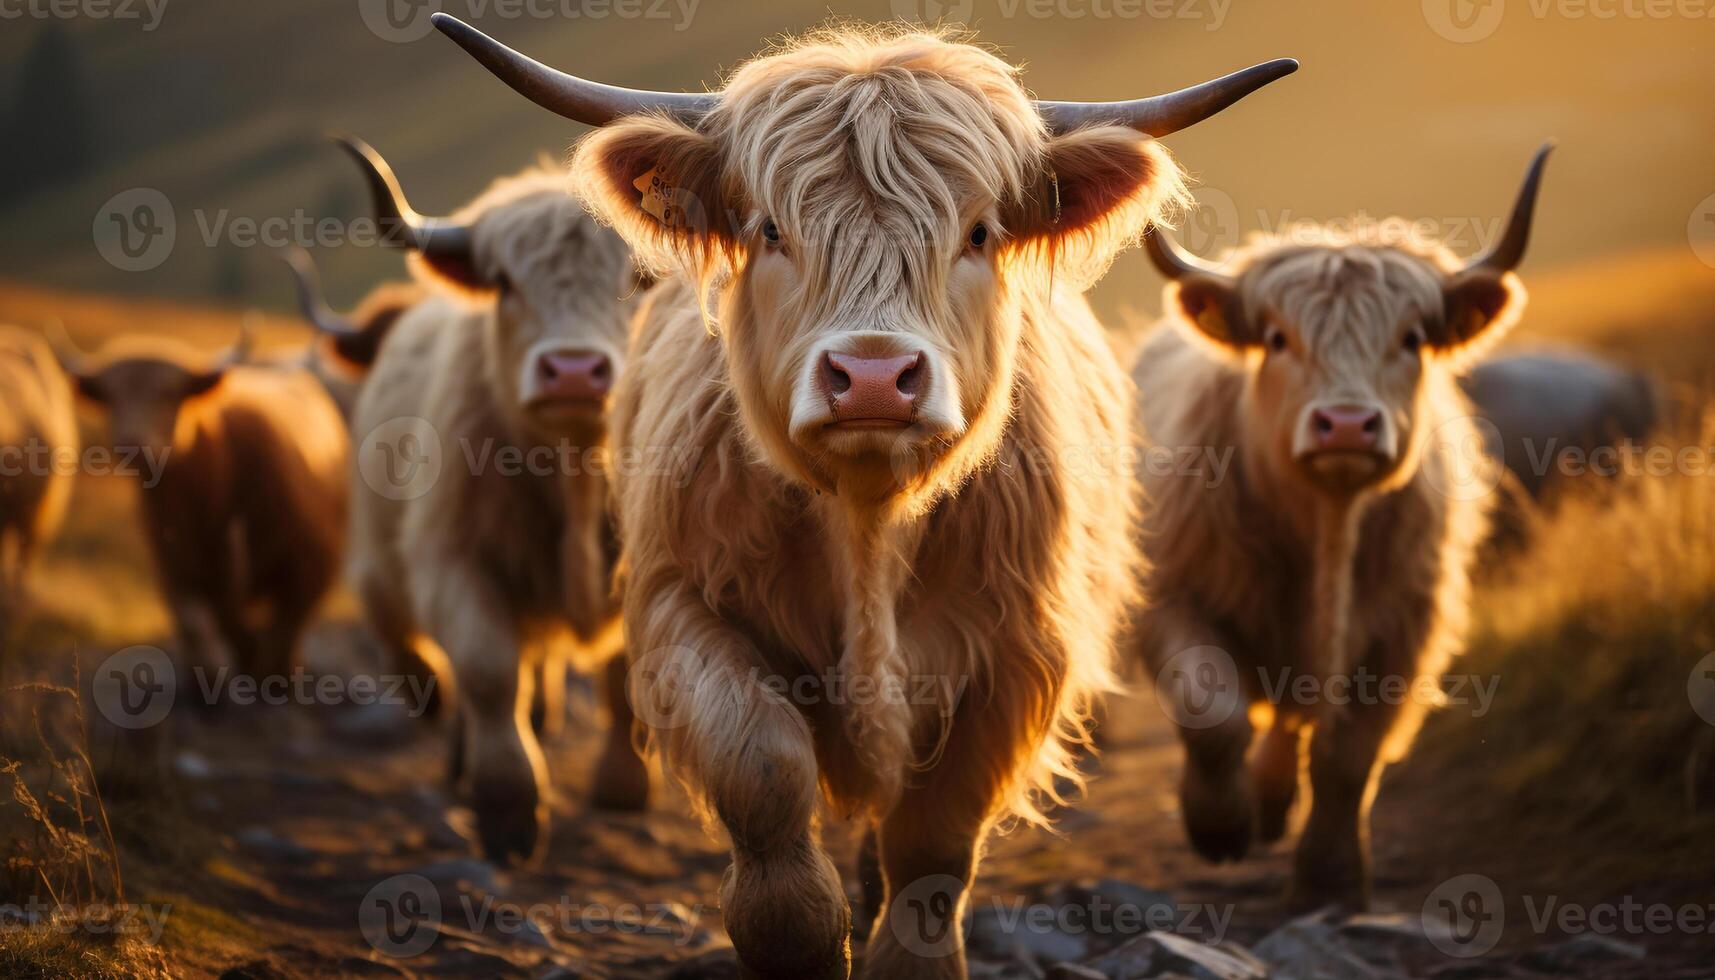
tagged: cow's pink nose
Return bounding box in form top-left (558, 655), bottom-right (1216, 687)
top-left (823, 352), bottom-right (922, 425)
top-left (535, 350), bottom-right (612, 403)
top-left (1311, 405), bottom-right (1383, 452)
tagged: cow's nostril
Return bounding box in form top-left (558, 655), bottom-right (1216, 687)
top-left (1314, 414), bottom-right (1334, 435)
top-left (1362, 414), bottom-right (1380, 434)
top-left (822, 353), bottom-right (852, 396)
top-left (895, 356), bottom-right (924, 396)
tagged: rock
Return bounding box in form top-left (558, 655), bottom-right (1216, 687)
top-left (218, 962), bottom-right (290, 980)
top-left (1085, 931), bottom-right (1266, 980)
top-left (1050, 879), bottom-right (1179, 940)
top-left (1518, 934), bottom-right (1646, 971)
top-left (968, 903), bottom-right (1089, 965)
top-left (1045, 963), bottom-right (1109, 980)
top-left (1253, 917), bottom-right (1387, 979)
top-left (234, 826), bottom-right (315, 863)
top-left (414, 857), bottom-right (503, 894)
top-left (175, 749), bottom-right (217, 780)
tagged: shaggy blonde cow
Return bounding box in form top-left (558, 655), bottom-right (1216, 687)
top-left (339, 137), bottom-right (652, 863)
top-left (435, 16), bottom-right (1295, 977)
top-left (0, 326), bottom-right (77, 630)
top-left (1135, 145), bottom-right (1552, 910)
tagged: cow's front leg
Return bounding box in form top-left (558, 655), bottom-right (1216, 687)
top-left (418, 564), bottom-right (547, 865)
top-left (630, 582), bottom-right (848, 979)
top-left (1148, 605), bottom-right (1254, 862)
top-left (1253, 710), bottom-right (1306, 844)
top-left (590, 653), bottom-right (649, 810)
top-left (1289, 695), bottom-right (1400, 912)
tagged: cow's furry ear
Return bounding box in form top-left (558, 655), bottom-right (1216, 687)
top-left (573, 116), bottom-right (735, 272)
top-left (1008, 126), bottom-right (1189, 279)
top-left (1167, 275), bottom-right (1250, 350)
top-left (1438, 269), bottom-right (1526, 356)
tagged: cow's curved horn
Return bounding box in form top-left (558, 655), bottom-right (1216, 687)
top-left (431, 13), bottom-right (716, 125)
top-left (1463, 141), bottom-right (1554, 275)
top-left (1145, 226), bottom-right (1234, 285)
top-left (1037, 59), bottom-right (1299, 137)
top-left (42, 318), bottom-right (93, 380)
top-left (221, 313), bottom-right (258, 369)
top-left (332, 134), bottom-right (474, 261)
top-left (278, 247), bottom-right (360, 338)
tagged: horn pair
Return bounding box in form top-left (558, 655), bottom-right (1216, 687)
top-left (1146, 142), bottom-right (1557, 283)
top-left (45, 316), bottom-right (251, 383)
top-left (429, 13), bottom-right (1297, 139)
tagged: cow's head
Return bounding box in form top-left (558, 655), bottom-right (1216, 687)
top-left (431, 17), bottom-right (1294, 504)
top-left (1148, 144), bottom-right (1552, 497)
top-left (53, 320), bottom-right (252, 455)
top-left (337, 137), bottom-right (645, 442)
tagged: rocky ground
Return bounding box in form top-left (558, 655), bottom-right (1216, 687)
top-left (38, 621), bottom-right (1697, 980)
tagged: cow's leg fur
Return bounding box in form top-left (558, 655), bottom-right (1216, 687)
top-left (1151, 607), bottom-right (1254, 862)
top-left (590, 653), bottom-right (649, 810)
top-left (633, 584), bottom-right (848, 979)
top-left (1289, 698), bottom-right (1400, 912)
top-left (1253, 711), bottom-right (1306, 844)
top-left (530, 653), bottom-right (567, 738)
top-left (358, 569), bottom-right (446, 718)
top-left (419, 564), bottom-right (548, 864)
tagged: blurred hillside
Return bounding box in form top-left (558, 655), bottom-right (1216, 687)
top-left (0, 0), bottom-right (1712, 324)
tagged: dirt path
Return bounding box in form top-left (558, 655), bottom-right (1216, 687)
top-left (98, 627), bottom-right (1713, 979)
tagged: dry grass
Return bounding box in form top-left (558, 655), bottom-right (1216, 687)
top-left (1408, 400), bottom-right (1715, 892)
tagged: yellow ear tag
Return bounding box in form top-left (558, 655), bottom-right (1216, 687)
top-left (634, 167), bottom-right (673, 224)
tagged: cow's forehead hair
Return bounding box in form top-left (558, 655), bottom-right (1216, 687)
top-left (1237, 234), bottom-right (1449, 362)
top-left (461, 167), bottom-right (632, 309)
top-left (709, 28), bottom-right (1045, 245)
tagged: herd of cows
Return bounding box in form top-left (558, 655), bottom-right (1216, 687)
top-left (0, 16), bottom-right (1672, 978)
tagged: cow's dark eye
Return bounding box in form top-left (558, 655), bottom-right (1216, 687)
top-left (762, 219), bottom-right (781, 246)
top-left (968, 223), bottom-right (989, 249)
top-left (1403, 327), bottom-right (1425, 355)
top-left (1265, 326), bottom-right (1288, 353)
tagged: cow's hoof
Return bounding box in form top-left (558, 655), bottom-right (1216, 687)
top-left (590, 749), bottom-right (650, 811)
top-left (724, 848), bottom-right (851, 980)
top-left (472, 775), bottom-right (545, 866)
top-left (1288, 849), bottom-right (1369, 914)
top-left (1181, 763), bottom-right (1253, 863)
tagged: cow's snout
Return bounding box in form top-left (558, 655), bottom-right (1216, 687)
top-left (535, 349), bottom-right (612, 403)
top-left (1309, 404), bottom-right (1383, 453)
top-left (822, 351), bottom-right (921, 427)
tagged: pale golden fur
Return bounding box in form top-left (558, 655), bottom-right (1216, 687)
top-left (576, 27), bottom-right (1184, 979)
top-left (348, 166), bottom-right (650, 864)
top-left (1134, 227), bottom-right (1515, 910)
top-left (0, 326), bottom-right (78, 623)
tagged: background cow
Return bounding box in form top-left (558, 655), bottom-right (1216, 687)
top-left (277, 246), bottom-right (427, 422)
top-left (338, 136), bottom-right (651, 864)
top-left (1464, 348), bottom-right (1661, 501)
top-left (1134, 145), bottom-right (1552, 910)
top-left (434, 15), bottom-right (1295, 978)
top-left (0, 325), bottom-right (78, 639)
top-left (55, 321), bottom-right (348, 686)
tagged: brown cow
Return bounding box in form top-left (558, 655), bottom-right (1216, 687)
top-left (56, 321), bottom-right (348, 685)
top-left (434, 16), bottom-right (1295, 978)
top-left (0, 325), bottom-right (78, 633)
top-left (1133, 145), bottom-right (1552, 910)
top-left (277, 246), bottom-right (427, 422)
top-left (338, 136), bottom-right (652, 863)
